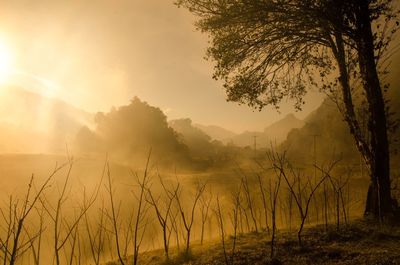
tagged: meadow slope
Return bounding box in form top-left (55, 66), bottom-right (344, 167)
top-left (108, 221), bottom-right (400, 265)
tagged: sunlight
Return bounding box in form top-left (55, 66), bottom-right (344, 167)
top-left (0, 40), bottom-right (13, 83)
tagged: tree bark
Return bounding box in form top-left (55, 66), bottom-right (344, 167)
top-left (330, 5), bottom-right (394, 221)
top-left (356, 0), bottom-right (394, 221)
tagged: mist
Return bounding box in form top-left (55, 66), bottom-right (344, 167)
top-left (0, 1), bottom-right (400, 265)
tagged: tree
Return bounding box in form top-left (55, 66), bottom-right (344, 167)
top-left (175, 181), bottom-right (206, 255)
top-left (145, 174), bottom-right (178, 261)
top-left (176, 0), bottom-right (400, 221)
top-left (270, 151), bottom-right (328, 246)
top-left (76, 97), bottom-right (188, 166)
top-left (0, 164), bottom-right (66, 265)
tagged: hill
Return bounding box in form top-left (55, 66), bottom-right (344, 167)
top-left (0, 86), bottom-right (93, 153)
top-left (194, 123), bottom-right (237, 143)
top-left (264, 113), bottom-right (305, 143)
top-left (280, 96), bottom-right (400, 166)
top-left (281, 99), bottom-right (358, 164)
top-left (228, 114), bottom-right (305, 148)
top-left (170, 118), bottom-right (215, 158)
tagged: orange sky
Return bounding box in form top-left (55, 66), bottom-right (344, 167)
top-left (0, 0), bottom-right (325, 132)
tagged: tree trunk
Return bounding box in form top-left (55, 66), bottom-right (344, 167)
top-left (200, 222), bottom-right (205, 245)
top-left (163, 227), bottom-right (169, 260)
top-left (331, 1), bottom-right (395, 222)
top-left (356, 1), bottom-right (394, 221)
top-left (185, 230), bottom-right (191, 255)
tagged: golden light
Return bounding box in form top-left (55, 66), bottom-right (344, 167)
top-left (0, 40), bottom-right (13, 83)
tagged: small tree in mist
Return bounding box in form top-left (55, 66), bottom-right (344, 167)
top-left (40, 157), bottom-right (100, 265)
top-left (106, 163), bottom-right (127, 265)
top-left (65, 217), bottom-right (81, 265)
top-left (175, 181), bottom-right (206, 256)
top-left (145, 174), bottom-right (179, 261)
top-left (105, 152), bottom-right (151, 265)
top-left (84, 199), bottom-right (106, 265)
top-left (268, 160), bottom-right (282, 259)
top-left (214, 197), bottom-right (228, 265)
top-left (24, 206), bottom-right (46, 265)
top-left (131, 158), bottom-right (151, 265)
top-left (0, 163), bottom-right (65, 265)
top-left (240, 175), bottom-right (259, 233)
top-left (169, 209), bottom-right (182, 251)
top-left (199, 188), bottom-right (213, 245)
top-left (228, 192), bottom-right (240, 264)
top-left (237, 195), bottom-right (251, 233)
top-left (256, 173), bottom-right (270, 233)
top-left (269, 150), bottom-right (327, 247)
top-left (214, 193), bottom-right (240, 265)
top-left (316, 161), bottom-right (353, 230)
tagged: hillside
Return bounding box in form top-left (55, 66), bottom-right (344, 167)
top-left (170, 118), bottom-right (215, 158)
top-left (264, 113), bottom-right (305, 143)
top-left (281, 99), bottom-right (357, 164)
top-left (228, 114), bottom-right (305, 148)
top-left (0, 86), bottom-right (93, 153)
top-left (107, 221), bottom-right (400, 265)
top-left (280, 96), bottom-right (400, 166)
top-left (194, 123), bottom-right (237, 143)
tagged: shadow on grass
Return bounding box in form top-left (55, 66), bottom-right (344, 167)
top-left (161, 251), bottom-right (195, 265)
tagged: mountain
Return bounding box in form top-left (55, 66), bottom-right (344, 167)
top-left (280, 96), bottom-right (400, 165)
top-left (227, 114), bottom-right (305, 147)
top-left (170, 118), bottom-right (216, 158)
top-left (280, 99), bottom-right (356, 163)
top-left (264, 113), bottom-right (305, 143)
top-left (194, 124), bottom-right (237, 143)
top-left (0, 85), bottom-right (93, 153)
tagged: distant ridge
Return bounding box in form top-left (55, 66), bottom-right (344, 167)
top-left (194, 114), bottom-right (305, 147)
top-left (193, 124), bottom-right (237, 143)
top-left (263, 113), bottom-right (305, 143)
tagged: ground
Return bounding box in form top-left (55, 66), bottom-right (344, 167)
top-left (108, 220), bottom-right (400, 265)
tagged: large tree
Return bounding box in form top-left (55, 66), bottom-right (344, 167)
top-left (176, 0), bottom-right (399, 221)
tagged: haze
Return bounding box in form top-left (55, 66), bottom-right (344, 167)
top-left (0, 0), bottom-right (324, 132)
top-left (0, 1), bottom-right (399, 265)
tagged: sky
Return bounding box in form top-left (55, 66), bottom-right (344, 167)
top-left (0, 0), bottom-right (325, 133)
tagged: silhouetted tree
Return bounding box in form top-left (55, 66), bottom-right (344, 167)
top-left (176, 0), bottom-right (400, 221)
top-left (76, 97), bottom-right (189, 166)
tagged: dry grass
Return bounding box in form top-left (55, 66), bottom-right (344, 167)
top-left (106, 220), bottom-right (400, 265)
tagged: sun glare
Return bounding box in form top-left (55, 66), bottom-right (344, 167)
top-left (0, 40), bottom-right (13, 83)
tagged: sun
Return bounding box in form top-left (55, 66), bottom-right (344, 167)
top-left (0, 40), bottom-right (13, 83)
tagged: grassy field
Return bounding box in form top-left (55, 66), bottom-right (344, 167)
top-left (0, 153), bottom-right (392, 265)
top-left (109, 220), bottom-right (400, 265)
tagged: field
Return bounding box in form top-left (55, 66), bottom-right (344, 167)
top-left (0, 153), bottom-right (393, 265)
